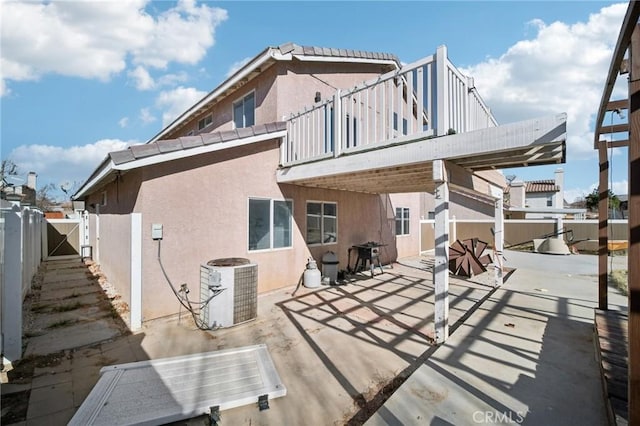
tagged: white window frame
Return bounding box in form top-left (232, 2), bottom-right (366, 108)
top-left (306, 200), bottom-right (337, 246)
top-left (395, 207), bottom-right (410, 236)
top-left (198, 114), bottom-right (213, 131)
top-left (247, 197), bottom-right (293, 252)
top-left (233, 91), bottom-right (256, 129)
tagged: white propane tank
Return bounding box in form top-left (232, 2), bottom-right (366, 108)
top-left (303, 258), bottom-right (321, 288)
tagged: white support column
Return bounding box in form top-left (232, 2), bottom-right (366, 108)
top-left (436, 45), bottom-right (449, 137)
top-left (433, 160), bottom-right (450, 344)
top-left (451, 215), bottom-right (457, 243)
top-left (492, 186), bottom-right (504, 287)
top-left (130, 213), bottom-right (142, 330)
top-left (2, 206), bottom-right (23, 361)
top-left (554, 216), bottom-right (564, 240)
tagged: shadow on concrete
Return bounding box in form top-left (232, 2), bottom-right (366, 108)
top-left (276, 263), bottom-right (498, 424)
top-left (365, 273), bottom-right (627, 425)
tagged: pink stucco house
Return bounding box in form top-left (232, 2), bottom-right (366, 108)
top-left (74, 43), bottom-right (516, 327)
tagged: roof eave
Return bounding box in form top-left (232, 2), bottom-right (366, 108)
top-left (120, 130), bottom-right (286, 172)
top-left (74, 130), bottom-right (287, 199)
top-left (73, 158), bottom-right (116, 200)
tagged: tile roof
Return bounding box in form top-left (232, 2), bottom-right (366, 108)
top-left (110, 121), bottom-right (287, 166)
top-left (504, 179), bottom-right (559, 194)
top-left (525, 180), bottom-right (559, 193)
top-left (279, 42), bottom-right (399, 63)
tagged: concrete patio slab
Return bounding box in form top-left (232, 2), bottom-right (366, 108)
top-left (366, 250), bottom-right (628, 426)
top-left (2, 251), bottom-right (627, 426)
top-left (24, 320), bottom-right (123, 357)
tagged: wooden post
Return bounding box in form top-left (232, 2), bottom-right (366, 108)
top-left (598, 143), bottom-right (609, 310)
top-left (433, 160), bottom-right (449, 344)
top-left (628, 22), bottom-right (640, 426)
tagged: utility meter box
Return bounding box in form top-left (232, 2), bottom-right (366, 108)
top-left (151, 224), bottom-right (163, 240)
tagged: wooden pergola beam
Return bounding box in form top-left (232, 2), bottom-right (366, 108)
top-left (597, 123), bottom-right (629, 135)
top-left (598, 139), bottom-right (630, 148)
top-left (593, 1), bottom-right (640, 149)
top-left (606, 99), bottom-right (629, 111)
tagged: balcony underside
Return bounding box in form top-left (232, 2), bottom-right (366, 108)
top-left (277, 114), bottom-right (566, 195)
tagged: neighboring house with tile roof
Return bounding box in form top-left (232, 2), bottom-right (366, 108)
top-left (505, 168), bottom-right (566, 218)
top-left (73, 42), bottom-right (508, 325)
top-left (1, 172), bottom-right (37, 207)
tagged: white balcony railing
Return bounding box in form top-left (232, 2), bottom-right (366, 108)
top-left (282, 45), bottom-right (497, 166)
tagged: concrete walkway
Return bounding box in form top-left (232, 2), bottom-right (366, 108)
top-left (366, 250), bottom-right (628, 425)
top-left (1, 251), bottom-right (627, 425)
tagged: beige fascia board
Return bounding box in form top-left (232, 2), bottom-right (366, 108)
top-left (73, 159), bottom-right (116, 200)
top-left (292, 55), bottom-right (399, 68)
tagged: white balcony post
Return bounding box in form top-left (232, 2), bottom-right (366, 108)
top-left (433, 159), bottom-right (449, 344)
top-left (466, 76), bottom-right (474, 132)
top-left (436, 45), bottom-right (449, 136)
top-left (334, 89), bottom-right (342, 158)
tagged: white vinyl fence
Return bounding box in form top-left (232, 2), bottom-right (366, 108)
top-left (1, 205), bottom-right (44, 362)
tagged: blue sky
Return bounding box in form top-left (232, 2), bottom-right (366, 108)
top-left (0, 0), bottom-right (630, 202)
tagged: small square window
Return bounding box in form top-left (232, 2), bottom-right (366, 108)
top-left (198, 115), bottom-right (212, 130)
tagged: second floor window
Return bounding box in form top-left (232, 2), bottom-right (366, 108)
top-left (233, 92), bottom-right (255, 129)
top-left (198, 115), bottom-right (212, 130)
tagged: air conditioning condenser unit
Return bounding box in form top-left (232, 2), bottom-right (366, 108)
top-left (200, 258), bottom-right (258, 328)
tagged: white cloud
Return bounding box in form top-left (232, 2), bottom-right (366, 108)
top-left (132, 0), bottom-right (228, 69)
top-left (157, 71), bottom-right (188, 87)
top-left (128, 66), bottom-right (155, 90)
top-left (226, 57), bottom-right (252, 78)
top-left (461, 3), bottom-right (627, 161)
top-left (118, 117), bottom-right (129, 128)
top-left (155, 86), bottom-right (207, 127)
top-left (8, 139), bottom-right (136, 196)
top-left (0, 0), bottom-right (227, 95)
top-left (139, 108), bottom-right (157, 124)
